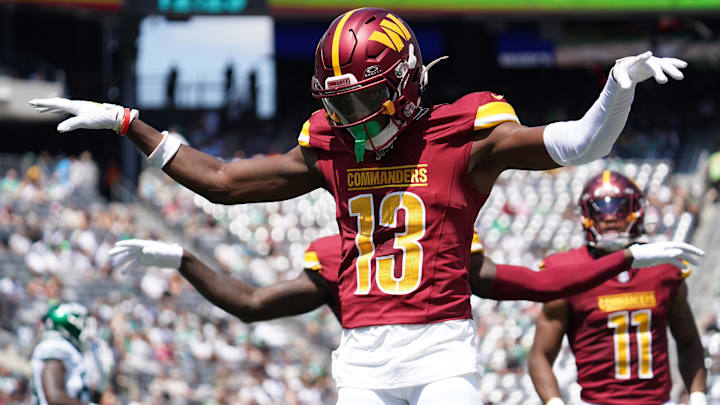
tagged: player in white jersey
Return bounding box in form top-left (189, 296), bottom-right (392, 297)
top-left (30, 302), bottom-right (98, 405)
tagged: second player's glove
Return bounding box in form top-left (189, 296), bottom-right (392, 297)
top-left (628, 241), bottom-right (703, 269)
top-left (612, 51), bottom-right (687, 89)
top-left (29, 97), bottom-right (138, 135)
top-left (108, 239), bottom-right (183, 273)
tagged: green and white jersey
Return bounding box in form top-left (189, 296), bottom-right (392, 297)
top-left (30, 333), bottom-right (90, 405)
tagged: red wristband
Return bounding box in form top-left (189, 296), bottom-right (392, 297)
top-left (119, 108), bottom-right (131, 135)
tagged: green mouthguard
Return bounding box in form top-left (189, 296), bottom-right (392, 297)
top-left (349, 120), bottom-right (383, 163)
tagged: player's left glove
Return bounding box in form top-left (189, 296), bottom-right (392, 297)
top-left (28, 97), bottom-right (139, 135)
top-left (628, 241), bottom-right (704, 269)
top-left (612, 51), bottom-right (687, 90)
top-left (108, 239), bottom-right (183, 272)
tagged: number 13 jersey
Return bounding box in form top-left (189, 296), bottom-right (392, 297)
top-left (299, 92), bottom-right (519, 329)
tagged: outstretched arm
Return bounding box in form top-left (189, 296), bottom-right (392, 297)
top-left (28, 101), bottom-right (325, 204)
top-left (109, 240), bottom-right (330, 323)
top-left (129, 120), bottom-right (325, 204)
top-left (469, 52), bottom-right (687, 192)
top-left (470, 241), bottom-right (702, 302)
top-left (469, 249), bottom-right (631, 302)
top-left (669, 282), bottom-right (707, 404)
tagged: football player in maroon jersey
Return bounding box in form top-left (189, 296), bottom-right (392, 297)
top-left (32, 7), bottom-right (691, 403)
top-left (529, 171), bottom-right (707, 405)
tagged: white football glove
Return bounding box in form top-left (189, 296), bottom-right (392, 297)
top-left (108, 239), bottom-right (183, 273)
top-left (628, 241), bottom-right (703, 269)
top-left (28, 97), bottom-right (138, 134)
top-left (612, 51), bottom-right (687, 90)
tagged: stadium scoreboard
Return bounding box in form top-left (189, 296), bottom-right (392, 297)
top-left (124, 0), bottom-right (266, 14)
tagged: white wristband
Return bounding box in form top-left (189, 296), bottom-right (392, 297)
top-left (546, 397), bottom-right (565, 405)
top-left (147, 131), bottom-right (182, 168)
top-left (690, 391), bottom-right (707, 405)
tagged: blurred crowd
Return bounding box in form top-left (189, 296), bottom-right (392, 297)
top-left (0, 152), bottom-right (338, 405)
top-left (0, 151), bottom-right (713, 405)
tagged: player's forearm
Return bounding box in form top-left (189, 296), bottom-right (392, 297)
top-left (678, 342), bottom-right (707, 395)
top-left (490, 250), bottom-right (632, 302)
top-left (528, 352), bottom-right (562, 402)
top-left (178, 252), bottom-right (264, 322)
top-left (127, 119), bottom-right (237, 203)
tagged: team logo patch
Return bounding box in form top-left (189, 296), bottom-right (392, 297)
top-left (368, 14), bottom-right (411, 52)
top-left (598, 291), bottom-right (657, 312)
top-left (346, 164), bottom-right (428, 191)
top-left (364, 65), bottom-right (381, 79)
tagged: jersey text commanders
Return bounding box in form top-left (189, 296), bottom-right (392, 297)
top-left (346, 164), bottom-right (428, 191)
top-left (597, 291), bottom-right (657, 312)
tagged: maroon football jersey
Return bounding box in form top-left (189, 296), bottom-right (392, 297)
top-left (304, 234), bottom-right (342, 320)
top-left (303, 233), bottom-right (485, 323)
top-left (298, 92), bottom-right (518, 328)
top-left (543, 246), bottom-right (687, 405)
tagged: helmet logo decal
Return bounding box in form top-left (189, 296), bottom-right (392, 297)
top-left (369, 14), bottom-right (411, 52)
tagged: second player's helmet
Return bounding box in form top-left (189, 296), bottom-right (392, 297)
top-left (579, 170), bottom-right (645, 251)
top-left (43, 302), bottom-right (90, 350)
top-left (312, 8), bottom-right (435, 162)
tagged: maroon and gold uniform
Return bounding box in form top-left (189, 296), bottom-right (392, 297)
top-left (543, 246), bottom-right (688, 405)
top-left (303, 233), bottom-right (486, 322)
top-left (299, 92), bottom-right (518, 329)
top-left (304, 235), bottom-right (342, 319)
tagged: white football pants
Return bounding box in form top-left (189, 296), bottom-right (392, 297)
top-left (336, 373), bottom-right (482, 405)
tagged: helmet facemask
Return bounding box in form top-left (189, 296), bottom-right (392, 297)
top-left (583, 196), bottom-right (641, 251)
top-left (313, 44), bottom-right (421, 162)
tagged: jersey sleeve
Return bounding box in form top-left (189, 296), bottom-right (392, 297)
top-left (425, 92), bottom-right (520, 142)
top-left (472, 92), bottom-right (520, 131)
top-left (470, 232), bottom-right (484, 254)
top-left (303, 242), bottom-right (322, 271)
top-left (297, 110), bottom-right (334, 151)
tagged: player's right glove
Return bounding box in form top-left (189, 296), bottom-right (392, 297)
top-left (612, 51), bottom-right (687, 89)
top-left (628, 241), bottom-right (704, 269)
top-left (108, 239), bottom-right (183, 273)
top-left (28, 98), bottom-right (139, 135)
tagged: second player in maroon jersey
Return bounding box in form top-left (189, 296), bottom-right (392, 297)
top-left (529, 171), bottom-right (706, 405)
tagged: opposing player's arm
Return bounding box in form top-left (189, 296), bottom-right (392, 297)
top-left (41, 360), bottom-right (92, 405)
top-left (528, 299), bottom-right (567, 404)
top-left (130, 120), bottom-right (325, 204)
top-left (668, 281), bottom-right (707, 400)
top-left (469, 249), bottom-right (632, 302)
